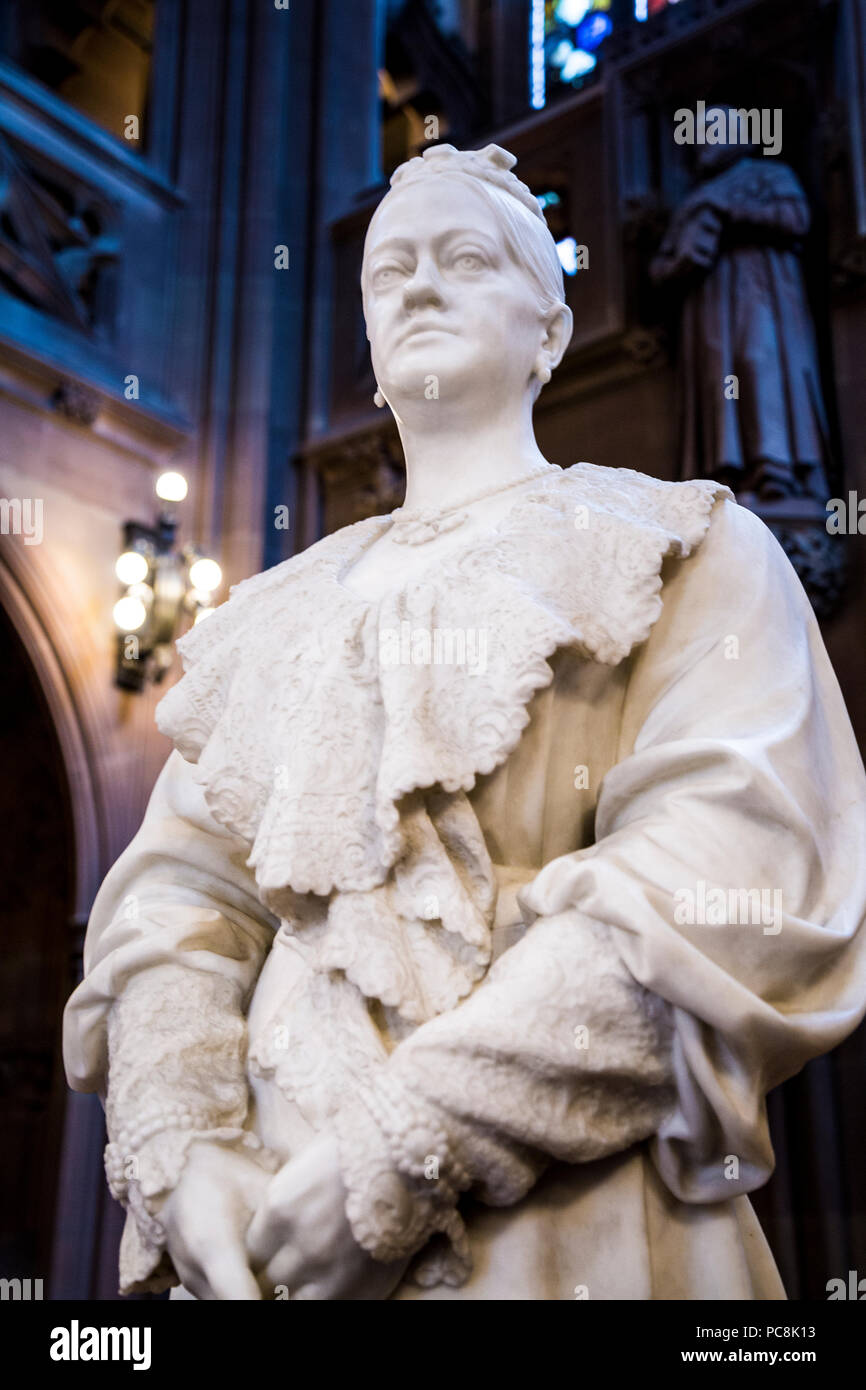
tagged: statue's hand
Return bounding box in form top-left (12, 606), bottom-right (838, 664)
top-left (652, 205), bottom-right (724, 282)
top-left (158, 1140), bottom-right (272, 1300)
top-left (245, 1134), bottom-right (410, 1300)
top-left (675, 205), bottom-right (724, 272)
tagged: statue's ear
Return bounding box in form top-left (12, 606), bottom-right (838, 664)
top-left (542, 303), bottom-right (573, 370)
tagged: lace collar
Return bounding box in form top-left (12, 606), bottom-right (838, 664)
top-left (155, 463), bottom-right (730, 912)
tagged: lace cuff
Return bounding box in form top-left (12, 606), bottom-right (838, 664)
top-left (332, 1072), bottom-right (473, 1289)
top-left (103, 962), bottom-right (279, 1294)
top-left (332, 909), bottom-right (678, 1292)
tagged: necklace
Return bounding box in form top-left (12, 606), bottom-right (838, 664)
top-left (389, 465), bottom-right (555, 546)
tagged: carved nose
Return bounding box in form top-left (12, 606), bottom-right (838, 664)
top-left (403, 267), bottom-right (444, 311)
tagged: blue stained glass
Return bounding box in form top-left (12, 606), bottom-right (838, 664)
top-left (556, 236), bottom-right (580, 276)
top-left (532, 0), bottom-right (614, 109)
top-left (576, 12), bottom-right (613, 50)
top-left (636, 0), bottom-right (684, 18)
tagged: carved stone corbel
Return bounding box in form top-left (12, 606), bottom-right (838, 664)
top-left (51, 380), bottom-right (101, 427)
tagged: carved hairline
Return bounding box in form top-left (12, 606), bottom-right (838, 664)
top-left (386, 143), bottom-right (549, 227)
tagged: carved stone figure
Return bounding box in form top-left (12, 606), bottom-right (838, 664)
top-left (63, 143), bottom-right (866, 1300)
top-left (650, 108), bottom-right (833, 504)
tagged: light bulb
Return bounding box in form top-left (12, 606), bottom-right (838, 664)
top-left (189, 557), bottom-right (222, 593)
top-left (115, 550), bottom-right (149, 585)
top-left (155, 471), bottom-right (188, 502)
top-left (113, 595), bottom-right (147, 632)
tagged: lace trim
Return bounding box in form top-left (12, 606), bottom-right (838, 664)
top-left (155, 464), bottom-right (730, 1023)
top-left (332, 1088), bottom-right (472, 1286)
top-left (104, 1123), bottom-right (278, 1205)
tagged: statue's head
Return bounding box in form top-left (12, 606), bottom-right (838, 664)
top-left (695, 106), bottom-right (757, 175)
top-left (361, 144), bottom-right (573, 417)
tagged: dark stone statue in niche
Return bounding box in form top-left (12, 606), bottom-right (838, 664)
top-left (650, 107), bottom-right (832, 506)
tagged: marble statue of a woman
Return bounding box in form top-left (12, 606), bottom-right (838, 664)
top-left (64, 143), bottom-right (866, 1301)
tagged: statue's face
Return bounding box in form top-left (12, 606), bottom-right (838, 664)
top-left (363, 177), bottom-right (546, 410)
top-left (696, 141), bottom-right (746, 174)
top-left (695, 111), bottom-right (752, 174)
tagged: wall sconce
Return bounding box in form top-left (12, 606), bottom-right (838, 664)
top-left (113, 471), bottom-right (221, 692)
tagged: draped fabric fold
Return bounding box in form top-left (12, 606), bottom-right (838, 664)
top-left (517, 496), bottom-right (866, 1206)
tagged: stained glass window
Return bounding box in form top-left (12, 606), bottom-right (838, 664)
top-left (634, 0), bottom-right (686, 20)
top-left (530, 0), bottom-right (614, 111)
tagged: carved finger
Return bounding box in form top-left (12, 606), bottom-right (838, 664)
top-left (245, 1201), bottom-right (293, 1268)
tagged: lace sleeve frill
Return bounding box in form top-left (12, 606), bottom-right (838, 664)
top-left (330, 910), bottom-right (677, 1287)
top-left (63, 751), bottom-right (281, 1294)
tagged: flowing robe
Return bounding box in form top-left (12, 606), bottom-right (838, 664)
top-left (651, 158), bottom-right (831, 494)
top-left (63, 464), bottom-right (866, 1299)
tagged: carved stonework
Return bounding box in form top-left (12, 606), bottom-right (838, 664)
top-left (621, 324), bottom-right (669, 368)
top-left (770, 523), bottom-right (847, 621)
top-left (831, 238), bottom-right (866, 292)
top-left (314, 425), bottom-right (406, 534)
top-left (0, 133), bottom-right (119, 334)
top-left (52, 380), bottom-right (101, 426)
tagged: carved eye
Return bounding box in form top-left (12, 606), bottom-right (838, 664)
top-left (371, 263), bottom-right (406, 288)
top-left (453, 252), bottom-right (485, 272)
